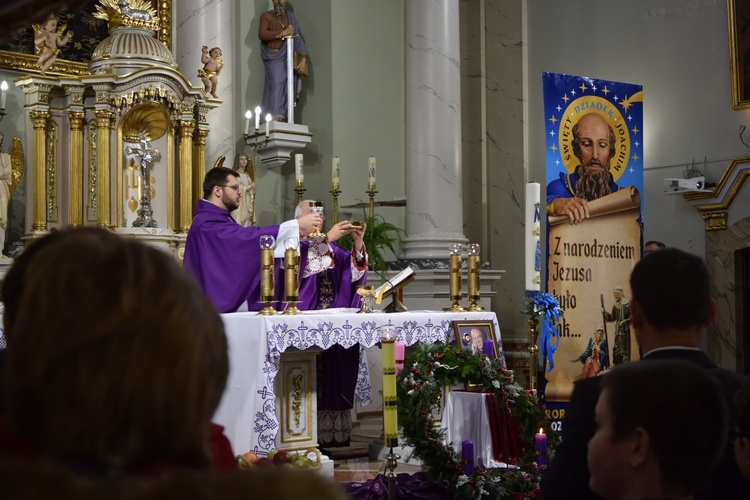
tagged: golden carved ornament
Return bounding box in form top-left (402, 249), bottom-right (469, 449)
top-left (120, 101), bottom-right (169, 142)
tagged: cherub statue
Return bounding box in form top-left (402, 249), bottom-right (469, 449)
top-left (0, 132), bottom-right (24, 255)
top-left (33, 14), bottom-right (73, 75)
top-left (198, 46), bottom-right (223, 98)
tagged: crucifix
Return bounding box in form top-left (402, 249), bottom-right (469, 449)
top-left (126, 133), bottom-right (161, 227)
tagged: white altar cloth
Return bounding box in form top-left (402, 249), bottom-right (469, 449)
top-left (212, 309), bottom-right (504, 456)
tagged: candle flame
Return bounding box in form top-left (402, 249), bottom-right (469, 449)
top-left (539, 427), bottom-right (544, 434)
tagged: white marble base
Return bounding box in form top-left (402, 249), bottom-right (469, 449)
top-left (252, 121), bottom-right (313, 169)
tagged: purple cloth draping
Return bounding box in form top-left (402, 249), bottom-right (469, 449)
top-left (344, 472), bottom-right (452, 500)
top-left (260, 11), bottom-right (307, 121)
top-left (184, 200), bottom-right (279, 313)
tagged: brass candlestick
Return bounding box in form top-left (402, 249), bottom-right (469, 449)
top-left (528, 315), bottom-right (540, 391)
top-left (283, 240), bottom-right (301, 315)
top-left (466, 243), bottom-right (484, 311)
top-left (367, 183), bottom-right (377, 219)
top-left (331, 184), bottom-right (341, 225)
top-left (294, 181), bottom-right (306, 203)
top-left (444, 244), bottom-right (465, 312)
top-left (258, 235), bottom-right (277, 315)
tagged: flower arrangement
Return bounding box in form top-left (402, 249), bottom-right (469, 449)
top-left (396, 343), bottom-right (558, 499)
top-left (522, 291), bottom-right (563, 371)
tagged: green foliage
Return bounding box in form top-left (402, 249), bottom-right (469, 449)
top-left (397, 344), bottom-right (559, 498)
top-left (337, 213), bottom-right (404, 272)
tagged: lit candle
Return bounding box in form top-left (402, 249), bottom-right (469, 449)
top-left (0, 81), bottom-right (7, 110)
top-left (254, 105), bottom-right (261, 131)
top-left (381, 326), bottom-right (398, 448)
top-left (462, 440), bottom-right (474, 475)
top-left (394, 340), bottom-right (405, 375)
top-left (265, 113), bottom-right (272, 137)
top-left (244, 110), bottom-right (251, 135)
top-left (332, 156), bottom-right (341, 188)
top-left (483, 338), bottom-right (495, 358)
top-left (137, 175), bottom-right (142, 200)
top-left (294, 154), bottom-right (304, 184)
top-left (368, 156), bottom-right (376, 187)
top-left (535, 427), bottom-right (548, 465)
top-left (525, 182), bottom-right (541, 291)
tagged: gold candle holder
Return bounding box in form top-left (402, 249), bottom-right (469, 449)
top-left (294, 181), bottom-right (306, 203)
top-left (367, 184), bottom-right (377, 219)
top-left (444, 244), bottom-right (465, 312)
top-left (331, 185), bottom-right (341, 225)
top-left (466, 243), bottom-right (484, 311)
top-left (528, 315), bottom-right (540, 392)
top-left (283, 239), bottom-right (301, 315)
top-left (258, 235), bottom-right (277, 315)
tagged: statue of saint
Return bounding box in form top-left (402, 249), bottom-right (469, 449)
top-left (231, 153), bottom-right (256, 227)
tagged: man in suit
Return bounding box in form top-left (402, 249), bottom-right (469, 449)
top-left (541, 248), bottom-right (748, 499)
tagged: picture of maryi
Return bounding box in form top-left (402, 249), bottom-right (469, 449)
top-left (452, 321), bottom-right (497, 357)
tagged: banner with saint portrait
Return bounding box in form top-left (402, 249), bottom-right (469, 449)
top-left (542, 73), bottom-right (644, 405)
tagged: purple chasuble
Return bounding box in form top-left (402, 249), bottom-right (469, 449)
top-left (184, 200), bottom-right (279, 313)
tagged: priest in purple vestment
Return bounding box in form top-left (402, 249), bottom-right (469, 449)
top-left (258, 0), bottom-right (308, 122)
top-left (287, 200), bottom-right (368, 448)
top-left (183, 168), bottom-right (321, 313)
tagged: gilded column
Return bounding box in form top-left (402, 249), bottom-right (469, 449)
top-left (29, 110), bottom-right (50, 232)
top-left (68, 111), bottom-right (85, 228)
top-left (94, 109), bottom-right (114, 229)
top-left (179, 120), bottom-right (195, 233)
top-left (193, 129), bottom-right (208, 207)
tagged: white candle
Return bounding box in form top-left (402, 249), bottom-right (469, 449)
top-left (332, 156), bottom-right (341, 186)
top-left (244, 110), bottom-right (251, 135)
top-left (368, 156), bottom-right (376, 185)
top-left (525, 182), bottom-right (541, 291)
top-left (0, 81), bottom-right (7, 110)
top-left (255, 105), bottom-right (261, 131)
top-left (265, 113), bottom-right (272, 136)
top-left (295, 154), bottom-right (304, 182)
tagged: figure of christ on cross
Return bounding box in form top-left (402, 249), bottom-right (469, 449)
top-left (126, 133), bottom-right (161, 228)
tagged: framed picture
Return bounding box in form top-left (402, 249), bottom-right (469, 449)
top-left (451, 320), bottom-right (498, 357)
top-left (728, 0), bottom-right (750, 109)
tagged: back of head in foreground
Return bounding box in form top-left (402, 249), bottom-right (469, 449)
top-left (4, 228), bottom-right (229, 476)
top-left (629, 247), bottom-right (712, 345)
top-left (588, 359), bottom-right (726, 499)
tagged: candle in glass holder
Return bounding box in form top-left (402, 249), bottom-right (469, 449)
top-left (535, 427), bottom-right (548, 465)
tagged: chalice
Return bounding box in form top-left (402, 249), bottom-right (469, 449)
top-left (308, 200), bottom-right (325, 239)
top-left (357, 285), bottom-right (376, 313)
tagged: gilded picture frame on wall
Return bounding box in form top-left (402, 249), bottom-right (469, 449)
top-left (0, 0), bottom-right (172, 77)
top-left (727, 0), bottom-right (750, 109)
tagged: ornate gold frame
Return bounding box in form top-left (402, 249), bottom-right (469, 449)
top-left (728, 0), bottom-right (750, 109)
top-left (0, 0), bottom-right (172, 77)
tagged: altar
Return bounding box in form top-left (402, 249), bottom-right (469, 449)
top-left (212, 309), bottom-right (504, 457)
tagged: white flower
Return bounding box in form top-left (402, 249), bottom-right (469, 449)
top-left (492, 379), bottom-right (501, 389)
top-left (456, 474), bottom-right (470, 487)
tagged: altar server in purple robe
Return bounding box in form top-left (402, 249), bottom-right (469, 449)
top-left (290, 200), bottom-right (368, 448)
top-left (184, 167), bottom-right (322, 313)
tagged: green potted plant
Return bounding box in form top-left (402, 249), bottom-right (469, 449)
top-left (336, 212), bottom-right (405, 272)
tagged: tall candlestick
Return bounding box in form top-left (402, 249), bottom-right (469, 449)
top-left (254, 105), bottom-right (261, 131)
top-left (535, 427), bottom-right (548, 465)
top-left (244, 110), bottom-right (251, 135)
top-left (381, 326), bottom-right (398, 448)
top-left (394, 341), bottom-right (405, 376)
top-left (332, 156), bottom-right (341, 188)
top-left (462, 440), bottom-right (474, 475)
top-left (525, 182), bottom-right (541, 291)
top-left (368, 156), bottom-right (376, 188)
top-left (295, 154), bottom-right (304, 184)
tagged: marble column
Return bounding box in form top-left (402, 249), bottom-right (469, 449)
top-left (174, 0), bottom-right (235, 174)
top-left (402, 0), bottom-right (468, 260)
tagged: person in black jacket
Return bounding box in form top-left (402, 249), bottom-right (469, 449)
top-left (541, 247), bottom-right (749, 499)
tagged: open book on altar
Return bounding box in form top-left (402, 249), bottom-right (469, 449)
top-left (374, 266), bottom-right (415, 304)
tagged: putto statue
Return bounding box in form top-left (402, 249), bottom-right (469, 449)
top-left (198, 46), bottom-right (224, 99)
top-left (33, 14), bottom-right (73, 75)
